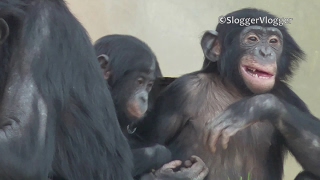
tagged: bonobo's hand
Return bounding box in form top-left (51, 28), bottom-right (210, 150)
top-left (149, 155), bottom-right (209, 180)
top-left (132, 144), bottom-right (172, 177)
top-left (203, 94), bottom-right (283, 153)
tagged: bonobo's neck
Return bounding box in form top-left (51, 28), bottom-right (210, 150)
top-left (216, 73), bottom-right (254, 97)
top-left (201, 62), bottom-right (256, 96)
top-left (205, 72), bottom-right (250, 96)
top-left (115, 108), bottom-right (131, 129)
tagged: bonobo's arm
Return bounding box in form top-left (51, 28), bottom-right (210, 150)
top-left (273, 99), bottom-right (320, 177)
top-left (295, 171), bottom-right (320, 180)
top-left (0, 69), bottom-right (54, 179)
top-left (136, 74), bottom-right (209, 179)
top-left (132, 144), bottom-right (172, 177)
top-left (136, 75), bottom-right (195, 145)
top-left (203, 93), bottom-right (320, 177)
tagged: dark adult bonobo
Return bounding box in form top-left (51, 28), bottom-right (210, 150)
top-left (94, 35), bottom-right (208, 180)
top-left (136, 8), bottom-right (320, 180)
top-left (0, 1), bottom-right (133, 180)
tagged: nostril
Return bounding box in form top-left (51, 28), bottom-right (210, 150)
top-left (259, 49), bottom-right (266, 57)
top-left (140, 96), bottom-right (147, 103)
top-left (259, 47), bottom-right (272, 57)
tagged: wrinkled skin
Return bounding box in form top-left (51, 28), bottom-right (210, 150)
top-left (141, 156), bottom-right (209, 180)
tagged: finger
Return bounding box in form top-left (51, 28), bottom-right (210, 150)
top-left (208, 127), bottom-right (223, 153)
top-left (221, 127), bottom-right (239, 150)
top-left (202, 125), bottom-right (211, 145)
top-left (162, 160), bottom-right (182, 169)
top-left (222, 134), bottom-right (230, 150)
top-left (203, 118), bottom-right (219, 145)
top-left (189, 155), bottom-right (201, 163)
top-left (184, 160), bottom-right (192, 167)
top-left (189, 160), bottom-right (204, 172)
top-left (196, 167), bottom-right (209, 180)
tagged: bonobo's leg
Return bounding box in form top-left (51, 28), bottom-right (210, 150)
top-left (203, 93), bottom-right (320, 177)
top-left (132, 144), bottom-right (172, 177)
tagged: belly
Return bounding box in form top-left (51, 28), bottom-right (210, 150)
top-left (167, 121), bottom-right (280, 180)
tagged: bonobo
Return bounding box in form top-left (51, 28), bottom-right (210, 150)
top-left (94, 34), bottom-right (208, 180)
top-left (0, 1), bottom-right (133, 180)
top-left (136, 8), bottom-right (320, 180)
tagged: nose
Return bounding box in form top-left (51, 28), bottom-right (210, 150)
top-left (139, 91), bottom-right (148, 103)
top-left (140, 96), bottom-right (147, 103)
top-left (259, 47), bottom-right (272, 57)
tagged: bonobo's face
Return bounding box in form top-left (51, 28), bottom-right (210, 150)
top-left (122, 70), bottom-right (155, 121)
top-left (238, 25), bottom-right (283, 94)
top-left (98, 54), bottom-right (156, 121)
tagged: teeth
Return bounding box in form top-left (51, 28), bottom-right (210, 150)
top-left (247, 71), bottom-right (270, 79)
top-left (258, 76), bottom-right (269, 79)
top-left (248, 67), bottom-right (256, 72)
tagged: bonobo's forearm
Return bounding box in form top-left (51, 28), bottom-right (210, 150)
top-left (272, 101), bottom-right (320, 177)
top-left (294, 171), bottom-right (320, 180)
top-left (0, 75), bottom-right (54, 179)
top-left (247, 94), bottom-right (320, 176)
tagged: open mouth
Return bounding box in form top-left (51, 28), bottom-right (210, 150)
top-left (243, 66), bottom-right (274, 79)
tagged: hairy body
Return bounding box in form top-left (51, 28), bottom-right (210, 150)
top-left (136, 8), bottom-right (320, 180)
top-left (146, 73), bottom-right (280, 179)
top-left (0, 1), bottom-right (133, 179)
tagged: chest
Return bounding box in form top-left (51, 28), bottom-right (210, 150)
top-left (169, 76), bottom-right (279, 179)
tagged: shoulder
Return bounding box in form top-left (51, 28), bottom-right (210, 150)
top-left (165, 71), bottom-right (211, 95)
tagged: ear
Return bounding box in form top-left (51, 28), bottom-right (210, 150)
top-left (0, 18), bottom-right (9, 45)
top-left (201, 30), bottom-right (221, 62)
top-left (97, 54), bottom-right (112, 80)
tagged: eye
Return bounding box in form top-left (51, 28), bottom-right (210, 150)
top-left (137, 78), bottom-right (144, 85)
top-left (248, 36), bottom-right (258, 42)
top-left (269, 38), bottom-right (278, 44)
top-left (147, 81), bottom-right (154, 88)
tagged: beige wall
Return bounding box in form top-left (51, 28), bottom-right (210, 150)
top-left (65, 0), bottom-right (320, 179)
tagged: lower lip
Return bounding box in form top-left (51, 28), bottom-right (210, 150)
top-left (242, 66), bottom-right (273, 80)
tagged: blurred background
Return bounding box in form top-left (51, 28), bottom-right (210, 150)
top-left (65, 0), bottom-right (320, 179)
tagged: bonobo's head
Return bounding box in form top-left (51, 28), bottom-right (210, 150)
top-left (94, 35), bottom-right (161, 127)
top-left (201, 8), bottom-right (304, 94)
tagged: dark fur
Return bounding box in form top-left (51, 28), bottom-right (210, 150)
top-left (136, 8), bottom-right (316, 180)
top-left (202, 9), bottom-right (304, 93)
top-left (295, 171), bottom-right (320, 180)
top-left (0, 1), bottom-right (133, 180)
top-left (94, 35), bottom-right (171, 178)
top-left (94, 35), bottom-right (162, 123)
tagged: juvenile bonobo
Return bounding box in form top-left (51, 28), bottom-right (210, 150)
top-left (94, 34), bottom-right (208, 180)
top-left (136, 8), bottom-right (320, 180)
